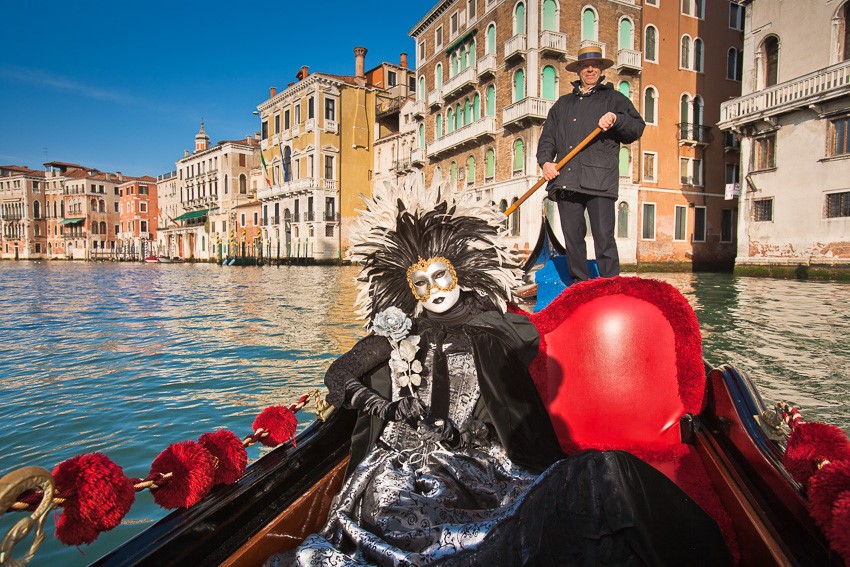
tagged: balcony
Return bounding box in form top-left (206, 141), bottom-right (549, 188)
top-left (719, 60), bottom-right (850, 129)
top-left (539, 31), bottom-right (567, 56)
top-left (677, 123), bottom-right (713, 146)
top-left (428, 87), bottom-right (444, 108)
top-left (392, 159), bottom-right (413, 173)
top-left (504, 34), bottom-right (527, 62)
top-left (503, 97), bottom-right (554, 127)
top-left (617, 49), bottom-right (642, 72)
top-left (304, 118), bottom-right (315, 133)
top-left (324, 120), bottom-right (338, 134)
top-left (256, 178), bottom-right (338, 201)
top-left (477, 53), bottom-right (496, 78)
top-left (442, 67), bottom-right (477, 101)
top-left (411, 148), bottom-right (426, 166)
top-left (426, 116), bottom-right (498, 157)
top-left (411, 100), bottom-right (427, 118)
top-left (291, 123), bottom-right (301, 137)
top-left (324, 212), bottom-right (340, 222)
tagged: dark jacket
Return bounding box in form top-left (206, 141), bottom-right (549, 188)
top-left (329, 310), bottom-right (565, 477)
top-left (537, 80), bottom-right (645, 199)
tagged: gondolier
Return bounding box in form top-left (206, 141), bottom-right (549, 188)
top-left (537, 45), bottom-right (645, 281)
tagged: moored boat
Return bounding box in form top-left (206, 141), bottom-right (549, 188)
top-left (143, 255), bottom-right (158, 263)
top-left (3, 276), bottom-right (849, 566)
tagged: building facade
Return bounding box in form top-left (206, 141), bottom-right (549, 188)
top-left (158, 123), bottom-right (260, 261)
top-left (719, 0), bottom-right (850, 270)
top-left (0, 165), bottom-right (47, 259)
top-left (155, 170), bottom-right (180, 257)
top-left (254, 52), bottom-right (386, 261)
top-left (118, 176), bottom-right (158, 260)
top-left (410, 0), bottom-right (743, 267)
top-left (373, 54), bottom-right (420, 190)
top-left (639, 0), bottom-right (743, 268)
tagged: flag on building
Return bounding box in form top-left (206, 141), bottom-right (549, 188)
top-left (259, 150), bottom-right (272, 187)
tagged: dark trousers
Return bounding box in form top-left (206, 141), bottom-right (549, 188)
top-left (555, 191), bottom-right (619, 281)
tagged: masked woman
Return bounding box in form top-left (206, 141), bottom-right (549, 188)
top-left (266, 176), bottom-right (732, 567)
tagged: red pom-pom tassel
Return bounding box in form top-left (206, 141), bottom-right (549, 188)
top-left (830, 492), bottom-right (850, 562)
top-left (198, 429), bottom-right (248, 485)
top-left (783, 422), bottom-right (850, 485)
top-left (52, 453), bottom-right (135, 546)
top-left (252, 406), bottom-right (298, 447)
top-left (148, 441), bottom-right (216, 509)
top-left (808, 460), bottom-right (850, 535)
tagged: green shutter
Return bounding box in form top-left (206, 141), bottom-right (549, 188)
top-left (542, 66), bottom-right (557, 100)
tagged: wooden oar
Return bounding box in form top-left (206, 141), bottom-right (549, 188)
top-left (504, 127), bottom-right (602, 216)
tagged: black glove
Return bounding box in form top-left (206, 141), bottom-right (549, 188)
top-left (385, 396), bottom-right (427, 422)
top-left (417, 416), bottom-right (462, 448)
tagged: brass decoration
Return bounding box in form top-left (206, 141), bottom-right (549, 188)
top-left (313, 389), bottom-right (335, 422)
top-left (0, 466), bottom-right (55, 567)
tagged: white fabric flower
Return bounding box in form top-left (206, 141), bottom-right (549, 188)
top-left (372, 307), bottom-right (412, 342)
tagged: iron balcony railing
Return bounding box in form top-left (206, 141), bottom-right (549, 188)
top-left (677, 123), bottom-right (712, 145)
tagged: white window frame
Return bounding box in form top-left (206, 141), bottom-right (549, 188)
top-left (642, 151), bottom-right (658, 182)
top-left (641, 202), bottom-right (657, 240)
top-left (644, 25), bottom-right (659, 63)
top-left (729, 2), bottom-right (745, 31)
top-left (435, 25), bottom-right (444, 49)
top-left (674, 204), bottom-right (688, 241)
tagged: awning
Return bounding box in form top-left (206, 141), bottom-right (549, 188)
top-left (59, 218), bottom-right (85, 225)
top-left (173, 209), bottom-right (209, 221)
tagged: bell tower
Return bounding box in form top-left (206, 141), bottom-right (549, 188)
top-left (194, 120), bottom-right (210, 152)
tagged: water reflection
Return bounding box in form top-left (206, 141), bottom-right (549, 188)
top-left (0, 263), bottom-right (846, 566)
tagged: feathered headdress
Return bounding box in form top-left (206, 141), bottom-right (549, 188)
top-left (349, 173), bottom-right (520, 324)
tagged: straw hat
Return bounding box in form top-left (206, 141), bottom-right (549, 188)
top-left (565, 45), bottom-right (615, 72)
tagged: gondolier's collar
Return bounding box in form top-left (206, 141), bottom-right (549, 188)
top-left (571, 79), bottom-right (613, 96)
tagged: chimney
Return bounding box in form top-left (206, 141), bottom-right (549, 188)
top-left (296, 66), bottom-right (309, 81)
top-left (270, 86), bottom-right (277, 98)
top-left (400, 53), bottom-right (408, 69)
top-left (184, 150), bottom-right (189, 158)
top-left (117, 171), bottom-right (123, 182)
top-left (354, 47), bottom-right (367, 79)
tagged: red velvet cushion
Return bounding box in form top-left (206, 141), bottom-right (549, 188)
top-left (544, 294), bottom-right (685, 448)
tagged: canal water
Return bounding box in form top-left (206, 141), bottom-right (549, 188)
top-left (0, 262), bottom-right (847, 566)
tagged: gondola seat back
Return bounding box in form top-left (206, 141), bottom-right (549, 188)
top-left (527, 276), bottom-right (707, 482)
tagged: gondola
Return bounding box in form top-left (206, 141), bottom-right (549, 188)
top-left (76, 275), bottom-right (847, 567)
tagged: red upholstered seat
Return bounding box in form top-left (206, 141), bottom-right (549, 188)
top-left (524, 277), bottom-right (738, 560)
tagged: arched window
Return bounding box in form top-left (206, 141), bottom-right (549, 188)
top-left (486, 85), bottom-right (496, 116)
top-left (681, 35), bottom-right (692, 69)
top-left (542, 65), bottom-right (557, 100)
top-left (619, 146), bottom-right (631, 177)
top-left (514, 69), bottom-right (525, 102)
top-left (643, 87), bottom-right (658, 124)
top-left (473, 93), bottom-right (481, 120)
top-left (465, 98), bottom-right (473, 125)
top-left (468, 41), bottom-right (476, 67)
top-left (617, 202), bottom-right (629, 238)
top-left (451, 53), bottom-right (459, 77)
top-left (436, 114), bottom-right (443, 138)
top-left (99, 199), bottom-right (105, 213)
top-left (499, 200), bottom-right (509, 230)
top-left (451, 161), bottom-right (458, 186)
top-left (542, 0), bottom-right (558, 32)
top-left (763, 35), bottom-right (780, 87)
top-left (693, 95), bottom-right (704, 126)
top-left (645, 25), bottom-right (658, 62)
top-left (513, 139), bottom-right (525, 173)
top-left (447, 108), bottom-right (455, 133)
top-left (100, 221), bottom-right (107, 234)
top-left (618, 80), bottom-right (631, 98)
top-left (727, 48), bottom-right (740, 80)
top-left (455, 103), bottom-right (463, 129)
top-left (486, 148), bottom-right (495, 179)
top-left (435, 63), bottom-right (443, 89)
top-left (418, 76), bottom-right (425, 101)
top-left (33, 200), bottom-right (40, 218)
top-left (224, 174), bottom-right (228, 193)
top-left (239, 174), bottom-right (247, 193)
top-left (582, 7), bottom-right (598, 41)
top-left (461, 47), bottom-right (468, 70)
top-left (514, 2), bottom-right (526, 35)
top-left (843, 2), bottom-right (850, 61)
top-left (486, 24), bottom-right (496, 55)
top-left (680, 93), bottom-right (692, 127)
top-left (418, 123), bottom-right (425, 149)
top-left (694, 38), bottom-right (704, 72)
top-left (619, 18), bottom-right (634, 50)
top-left (467, 155), bottom-right (476, 185)
top-left (510, 197), bottom-right (521, 236)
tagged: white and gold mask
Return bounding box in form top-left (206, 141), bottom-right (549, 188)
top-left (406, 257), bottom-right (460, 314)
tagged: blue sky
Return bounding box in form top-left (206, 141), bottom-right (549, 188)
top-left (0, 1), bottom-right (426, 177)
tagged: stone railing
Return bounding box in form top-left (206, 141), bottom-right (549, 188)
top-left (477, 53), bottom-right (496, 76)
top-left (427, 116), bottom-right (497, 156)
top-left (323, 120), bottom-right (338, 134)
top-left (411, 100), bottom-right (427, 117)
top-left (442, 66), bottom-right (477, 100)
top-left (579, 39), bottom-right (606, 57)
top-left (505, 34), bottom-right (527, 60)
top-left (428, 87), bottom-right (444, 107)
top-left (503, 97), bottom-right (554, 126)
top-left (540, 31), bottom-right (567, 54)
top-left (256, 178), bottom-right (337, 201)
top-left (617, 49), bottom-right (641, 71)
top-left (719, 60), bottom-right (850, 128)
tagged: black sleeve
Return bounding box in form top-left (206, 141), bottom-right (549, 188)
top-left (323, 334), bottom-right (392, 409)
top-left (610, 91), bottom-right (646, 145)
top-left (537, 98), bottom-right (561, 166)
